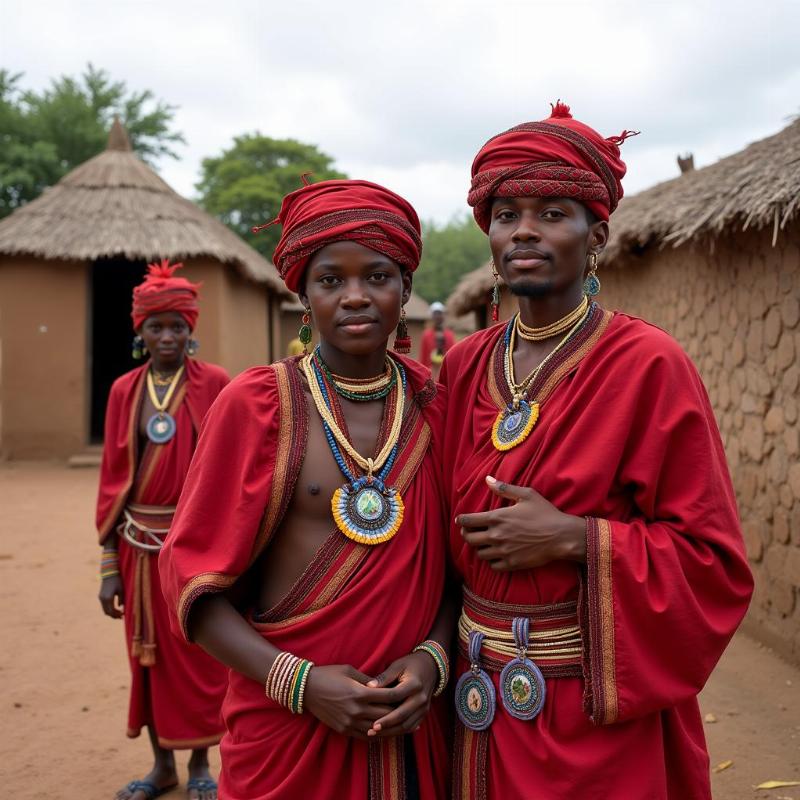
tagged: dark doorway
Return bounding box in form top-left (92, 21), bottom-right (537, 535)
top-left (90, 258), bottom-right (147, 442)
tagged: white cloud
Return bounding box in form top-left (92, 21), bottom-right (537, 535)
top-left (3, 0), bottom-right (799, 222)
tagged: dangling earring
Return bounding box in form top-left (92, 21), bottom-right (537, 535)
top-left (490, 260), bottom-right (501, 322)
top-left (132, 335), bottom-right (146, 360)
top-left (186, 338), bottom-right (199, 356)
top-left (393, 307), bottom-right (411, 354)
top-left (299, 308), bottom-right (313, 354)
top-left (584, 252), bottom-right (601, 297)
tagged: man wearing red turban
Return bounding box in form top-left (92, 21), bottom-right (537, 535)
top-left (96, 259), bottom-right (229, 800)
top-left (160, 180), bottom-right (452, 799)
top-left (440, 104), bottom-right (752, 799)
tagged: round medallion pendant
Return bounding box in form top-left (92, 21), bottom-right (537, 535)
top-left (455, 670), bottom-right (496, 731)
top-left (491, 400), bottom-right (540, 452)
top-left (146, 412), bottom-right (176, 444)
top-left (499, 658), bottom-right (546, 721)
top-left (331, 480), bottom-right (404, 545)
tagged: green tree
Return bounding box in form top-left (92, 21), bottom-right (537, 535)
top-left (414, 214), bottom-right (489, 303)
top-left (0, 64), bottom-right (184, 218)
top-left (195, 135), bottom-right (346, 258)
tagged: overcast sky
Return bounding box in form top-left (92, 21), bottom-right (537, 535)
top-left (4, 0), bottom-right (799, 224)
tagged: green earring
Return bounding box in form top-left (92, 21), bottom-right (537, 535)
top-left (299, 309), bottom-right (313, 354)
top-left (132, 335), bottom-right (146, 360)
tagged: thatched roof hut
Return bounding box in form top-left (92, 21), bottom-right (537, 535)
top-left (604, 117), bottom-right (800, 265)
top-left (0, 119), bottom-right (287, 292)
top-left (0, 119), bottom-right (288, 459)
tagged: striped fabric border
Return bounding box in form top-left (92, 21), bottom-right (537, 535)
top-left (583, 516), bottom-right (618, 725)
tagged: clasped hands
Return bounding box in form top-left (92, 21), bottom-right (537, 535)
top-left (303, 650), bottom-right (438, 740)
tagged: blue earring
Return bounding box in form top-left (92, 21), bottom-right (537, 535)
top-left (186, 338), bottom-right (199, 356)
top-left (584, 252), bottom-right (601, 297)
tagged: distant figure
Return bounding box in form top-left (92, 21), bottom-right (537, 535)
top-left (419, 300), bottom-right (455, 378)
top-left (96, 260), bottom-right (228, 800)
top-left (286, 337), bottom-right (306, 357)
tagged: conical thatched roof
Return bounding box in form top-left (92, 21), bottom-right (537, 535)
top-left (448, 117), bottom-right (800, 315)
top-left (0, 118), bottom-right (288, 295)
top-left (604, 117), bottom-right (800, 266)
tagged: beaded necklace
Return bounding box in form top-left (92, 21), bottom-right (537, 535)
top-left (144, 365), bottom-right (184, 444)
top-left (313, 351), bottom-right (396, 401)
top-left (491, 306), bottom-right (591, 451)
top-left (302, 351), bottom-right (406, 545)
top-left (515, 296), bottom-right (588, 341)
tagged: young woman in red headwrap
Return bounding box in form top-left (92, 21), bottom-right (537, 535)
top-left (159, 180), bottom-right (453, 800)
top-left (96, 260), bottom-right (229, 800)
top-left (441, 104), bottom-right (753, 799)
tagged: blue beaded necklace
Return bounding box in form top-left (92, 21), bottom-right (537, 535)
top-left (309, 353), bottom-right (407, 545)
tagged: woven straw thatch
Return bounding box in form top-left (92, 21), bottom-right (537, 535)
top-left (448, 118), bottom-right (800, 315)
top-left (447, 261), bottom-right (496, 317)
top-left (604, 117), bottom-right (800, 265)
top-left (0, 119), bottom-right (288, 296)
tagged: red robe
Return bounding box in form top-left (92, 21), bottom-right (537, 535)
top-left (96, 357), bottom-right (230, 749)
top-left (440, 309), bottom-right (753, 800)
top-left (159, 356), bottom-right (450, 800)
top-left (419, 327), bottom-right (456, 369)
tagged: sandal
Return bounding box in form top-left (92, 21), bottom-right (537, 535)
top-left (121, 780), bottom-right (178, 799)
top-left (186, 777), bottom-right (218, 798)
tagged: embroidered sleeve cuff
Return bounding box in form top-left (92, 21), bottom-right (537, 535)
top-left (176, 573), bottom-right (237, 642)
top-left (581, 517), bottom-right (619, 725)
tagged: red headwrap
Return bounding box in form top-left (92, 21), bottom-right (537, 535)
top-left (131, 259), bottom-right (201, 331)
top-left (468, 102), bottom-right (639, 232)
top-left (265, 179), bottom-right (422, 293)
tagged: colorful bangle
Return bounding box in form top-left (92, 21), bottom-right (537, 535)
top-left (265, 652), bottom-right (314, 713)
top-left (100, 551), bottom-right (120, 579)
top-left (413, 640), bottom-right (450, 697)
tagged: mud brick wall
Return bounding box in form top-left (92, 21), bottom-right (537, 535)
top-left (600, 225), bottom-right (800, 663)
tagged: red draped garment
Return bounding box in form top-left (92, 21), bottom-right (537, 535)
top-left (440, 308), bottom-right (753, 800)
top-left (160, 356), bottom-right (450, 800)
top-left (96, 357), bottom-right (230, 749)
top-left (419, 328), bottom-right (456, 369)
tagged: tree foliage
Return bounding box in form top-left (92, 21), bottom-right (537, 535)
top-left (195, 135), bottom-right (346, 258)
top-left (414, 214), bottom-right (488, 303)
top-left (0, 64), bottom-right (184, 217)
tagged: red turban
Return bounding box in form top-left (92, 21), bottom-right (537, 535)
top-left (131, 259), bottom-right (201, 331)
top-left (267, 179), bottom-right (422, 293)
top-left (468, 102), bottom-right (638, 232)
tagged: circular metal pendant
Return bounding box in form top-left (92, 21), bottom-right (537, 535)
top-left (146, 412), bottom-right (176, 444)
top-left (455, 670), bottom-right (496, 731)
top-left (499, 658), bottom-right (546, 721)
top-left (331, 481), bottom-right (404, 545)
top-left (491, 399), bottom-right (540, 452)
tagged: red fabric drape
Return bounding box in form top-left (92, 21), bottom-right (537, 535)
top-left (160, 357), bottom-right (450, 799)
top-left (440, 312), bottom-right (753, 799)
top-left (96, 358), bottom-right (230, 748)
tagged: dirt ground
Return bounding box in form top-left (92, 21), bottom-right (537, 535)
top-left (0, 461), bottom-right (798, 799)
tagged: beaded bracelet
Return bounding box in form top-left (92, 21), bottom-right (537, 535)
top-left (413, 640), bottom-right (450, 697)
top-left (265, 652), bottom-right (314, 714)
top-left (100, 551), bottom-right (120, 579)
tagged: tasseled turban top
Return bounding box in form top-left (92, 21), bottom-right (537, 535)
top-left (468, 102), bottom-right (638, 232)
top-left (131, 259), bottom-right (201, 331)
top-left (266, 179), bottom-right (423, 293)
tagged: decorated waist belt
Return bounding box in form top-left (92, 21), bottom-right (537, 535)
top-left (116, 504), bottom-right (176, 667)
top-left (455, 587), bottom-right (583, 731)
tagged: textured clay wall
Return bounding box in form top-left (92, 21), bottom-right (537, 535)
top-left (183, 260), bottom-right (273, 376)
top-left (0, 257), bottom-right (88, 458)
top-left (600, 225), bottom-right (800, 662)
